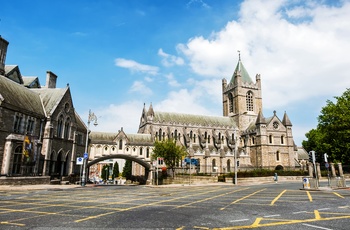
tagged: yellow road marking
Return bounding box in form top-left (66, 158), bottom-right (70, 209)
top-left (270, 190), bottom-right (286, 206)
top-left (216, 210), bottom-right (350, 229)
top-left (0, 221), bottom-right (25, 226)
top-left (333, 192), bottom-right (345, 198)
top-left (306, 191), bottom-right (312, 202)
top-left (175, 187), bottom-right (249, 209)
top-left (75, 186), bottom-right (236, 222)
top-left (220, 189), bottom-right (266, 210)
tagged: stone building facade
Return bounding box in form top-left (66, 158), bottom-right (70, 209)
top-left (88, 55), bottom-right (298, 179)
top-left (0, 36), bottom-right (86, 182)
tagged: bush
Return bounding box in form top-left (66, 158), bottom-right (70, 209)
top-left (227, 169), bottom-right (308, 178)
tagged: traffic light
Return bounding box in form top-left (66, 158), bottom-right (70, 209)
top-left (309, 151), bottom-right (315, 163)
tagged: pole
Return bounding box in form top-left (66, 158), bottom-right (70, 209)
top-left (189, 157), bottom-right (191, 185)
top-left (234, 129), bottom-right (238, 185)
top-left (81, 110), bottom-right (98, 187)
top-left (81, 119), bottom-right (90, 187)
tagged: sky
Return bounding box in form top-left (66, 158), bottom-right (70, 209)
top-left (1, 0), bottom-right (349, 146)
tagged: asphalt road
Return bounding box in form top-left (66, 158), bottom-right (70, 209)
top-left (0, 182), bottom-right (349, 229)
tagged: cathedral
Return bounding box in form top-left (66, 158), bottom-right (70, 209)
top-left (89, 55), bottom-right (297, 179)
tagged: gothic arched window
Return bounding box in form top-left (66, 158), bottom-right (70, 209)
top-left (57, 115), bottom-right (64, 138)
top-left (229, 93), bottom-right (234, 113)
top-left (64, 117), bottom-right (70, 139)
top-left (246, 91), bottom-right (254, 111)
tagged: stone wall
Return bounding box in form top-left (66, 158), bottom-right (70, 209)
top-left (0, 176), bottom-right (50, 185)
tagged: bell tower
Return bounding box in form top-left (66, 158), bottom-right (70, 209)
top-left (0, 36), bottom-right (9, 76)
top-left (222, 52), bottom-right (262, 130)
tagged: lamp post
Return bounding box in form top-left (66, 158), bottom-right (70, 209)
top-left (234, 128), bottom-right (239, 185)
top-left (81, 109), bottom-right (98, 187)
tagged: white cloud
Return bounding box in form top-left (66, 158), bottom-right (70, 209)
top-left (165, 73), bottom-right (181, 87)
top-left (158, 48), bottom-right (184, 67)
top-left (129, 81), bottom-right (153, 95)
top-left (178, 0), bottom-right (350, 110)
top-left (115, 58), bottom-right (159, 75)
top-left (154, 89), bottom-right (211, 115)
top-left (92, 101), bottom-right (143, 134)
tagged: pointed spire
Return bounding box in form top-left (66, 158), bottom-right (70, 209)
top-left (255, 110), bottom-right (266, 125)
top-left (147, 102), bottom-right (154, 117)
top-left (282, 111), bottom-right (292, 126)
top-left (230, 52), bottom-right (253, 84)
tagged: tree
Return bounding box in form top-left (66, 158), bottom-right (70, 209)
top-left (122, 159), bottom-right (132, 180)
top-left (152, 138), bottom-right (187, 177)
top-left (112, 161), bottom-right (119, 180)
top-left (302, 88), bottom-right (350, 164)
top-left (101, 164), bottom-right (109, 182)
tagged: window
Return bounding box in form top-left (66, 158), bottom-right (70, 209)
top-left (57, 115), bottom-right (64, 138)
top-left (229, 93), bottom-right (234, 113)
top-left (158, 129), bottom-right (162, 141)
top-left (146, 148), bottom-right (150, 158)
top-left (227, 160), bottom-right (231, 172)
top-left (276, 151), bottom-right (280, 161)
top-left (269, 135), bottom-right (273, 144)
top-left (140, 148), bottom-right (143, 156)
top-left (64, 117), bottom-right (70, 139)
top-left (281, 136), bottom-right (284, 144)
top-left (13, 115), bottom-right (23, 133)
top-left (193, 134), bottom-right (196, 143)
top-left (119, 139), bottom-right (123, 150)
top-left (26, 118), bottom-right (35, 134)
top-left (246, 91), bottom-right (253, 111)
top-left (212, 159), bottom-right (216, 172)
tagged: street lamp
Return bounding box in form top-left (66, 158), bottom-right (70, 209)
top-left (233, 128), bottom-right (239, 185)
top-left (81, 109), bottom-right (98, 186)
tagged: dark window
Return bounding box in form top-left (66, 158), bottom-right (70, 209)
top-left (119, 139), bottom-right (123, 150)
top-left (246, 91), bottom-right (254, 111)
top-left (229, 93), bottom-right (234, 113)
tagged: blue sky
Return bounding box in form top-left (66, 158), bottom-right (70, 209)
top-left (1, 0), bottom-right (349, 146)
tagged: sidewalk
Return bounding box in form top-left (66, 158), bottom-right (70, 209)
top-left (0, 184), bottom-right (85, 191)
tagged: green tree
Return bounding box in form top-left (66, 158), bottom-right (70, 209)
top-left (152, 138), bottom-right (187, 177)
top-left (122, 159), bottom-right (132, 180)
top-left (112, 161), bottom-right (119, 180)
top-left (101, 165), bottom-right (109, 182)
top-left (302, 88), bottom-right (350, 164)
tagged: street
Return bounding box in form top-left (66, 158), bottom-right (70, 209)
top-left (0, 182), bottom-right (349, 229)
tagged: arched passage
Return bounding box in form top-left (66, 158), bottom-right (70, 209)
top-left (87, 154), bottom-right (151, 185)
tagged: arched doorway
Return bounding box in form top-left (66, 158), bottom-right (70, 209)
top-left (87, 155), bottom-right (151, 185)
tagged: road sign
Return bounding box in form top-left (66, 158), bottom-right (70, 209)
top-left (76, 157), bottom-right (83, 165)
top-left (325, 162), bottom-right (329, 168)
top-left (83, 153), bottom-right (88, 159)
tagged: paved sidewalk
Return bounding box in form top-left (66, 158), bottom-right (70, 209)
top-left (0, 184), bottom-right (85, 191)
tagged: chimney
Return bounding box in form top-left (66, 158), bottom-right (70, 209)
top-left (46, 71), bottom-right (57, 88)
top-left (0, 36), bottom-right (9, 76)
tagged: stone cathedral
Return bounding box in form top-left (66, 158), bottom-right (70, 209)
top-left (90, 56), bottom-right (297, 178)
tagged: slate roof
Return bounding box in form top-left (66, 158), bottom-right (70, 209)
top-left (22, 76), bottom-right (41, 88)
top-left (230, 59), bottom-right (253, 84)
top-left (152, 111), bottom-right (236, 128)
top-left (90, 132), bottom-right (117, 144)
top-left (31, 88), bottom-right (68, 116)
top-left (0, 75), bottom-right (45, 116)
top-left (126, 133), bottom-right (153, 145)
top-left (297, 147), bottom-right (309, 160)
